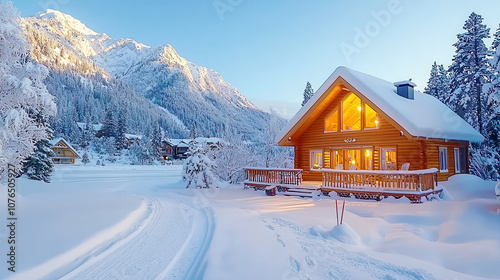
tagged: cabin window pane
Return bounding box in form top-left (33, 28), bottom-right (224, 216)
top-left (325, 108), bottom-right (339, 132)
top-left (310, 150), bottom-right (323, 171)
top-left (454, 148), bottom-right (460, 173)
top-left (342, 93), bottom-right (361, 131)
top-left (344, 149), bottom-right (361, 170)
top-left (439, 147), bottom-right (448, 172)
top-left (364, 149), bottom-right (373, 170)
top-left (364, 104), bottom-right (379, 129)
top-left (332, 149), bottom-right (343, 169)
top-left (381, 148), bottom-right (397, 170)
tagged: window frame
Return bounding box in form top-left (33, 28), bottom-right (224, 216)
top-left (310, 149), bottom-right (323, 171)
top-left (439, 147), bottom-right (448, 173)
top-left (324, 107), bottom-right (339, 133)
top-left (363, 103), bottom-right (380, 130)
top-left (454, 148), bottom-right (461, 173)
top-left (341, 93), bottom-right (362, 132)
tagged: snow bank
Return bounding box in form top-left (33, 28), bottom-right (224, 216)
top-left (441, 174), bottom-right (498, 200)
top-left (312, 223), bottom-right (361, 245)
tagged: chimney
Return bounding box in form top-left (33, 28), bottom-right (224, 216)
top-left (393, 80), bottom-right (416, 100)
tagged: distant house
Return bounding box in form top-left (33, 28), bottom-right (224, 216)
top-left (277, 66), bottom-right (484, 182)
top-left (76, 122), bottom-right (104, 138)
top-left (165, 138), bottom-right (222, 160)
top-left (124, 134), bottom-right (142, 148)
top-left (160, 140), bottom-right (175, 160)
top-left (175, 141), bottom-right (190, 159)
top-left (49, 138), bottom-right (80, 164)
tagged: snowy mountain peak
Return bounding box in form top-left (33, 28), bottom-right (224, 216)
top-left (22, 9), bottom-right (267, 140)
top-left (37, 9), bottom-right (98, 36)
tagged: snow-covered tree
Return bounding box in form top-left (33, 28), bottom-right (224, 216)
top-left (262, 109), bottom-right (294, 168)
top-left (81, 152), bottom-right (90, 165)
top-left (115, 112), bottom-right (126, 150)
top-left (149, 124), bottom-right (162, 160)
top-left (182, 139), bottom-right (216, 188)
top-left (0, 2), bottom-right (57, 181)
top-left (21, 138), bottom-right (54, 183)
top-left (213, 127), bottom-right (258, 183)
top-left (102, 110), bottom-right (116, 138)
top-left (448, 12), bottom-right (492, 134)
top-left (301, 82), bottom-right (314, 106)
top-left (424, 62), bottom-right (449, 103)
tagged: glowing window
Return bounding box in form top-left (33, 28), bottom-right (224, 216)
top-left (365, 104), bottom-right (379, 129)
top-left (342, 93), bottom-right (361, 131)
top-left (325, 108), bottom-right (339, 132)
top-left (310, 150), bottom-right (323, 171)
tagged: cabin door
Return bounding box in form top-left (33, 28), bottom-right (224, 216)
top-left (380, 148), bottom-right (397, 170)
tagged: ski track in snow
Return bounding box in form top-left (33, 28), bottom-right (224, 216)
top-left (57, 194), bottom-right (213, 280)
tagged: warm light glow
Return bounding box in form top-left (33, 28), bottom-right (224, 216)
top-left (351, 160), bottom-right (355, 164)
top-left (325, 108), bottom-right (339, 132)
top-left (342, 93), bottom-right (362, 131)
top-left (365, 103), bottom-right (380, 129)
top-left (365, 150), bottom-right (370, 157)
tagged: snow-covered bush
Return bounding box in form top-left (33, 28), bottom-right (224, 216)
top-left (0, 2), bottom-right (56, 181)
top-left (182, 140), bottom-right (216, 188)
top-left (495, 182), bottom-right (500, 200)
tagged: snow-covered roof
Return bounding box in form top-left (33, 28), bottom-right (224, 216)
top-left (169, 137), bottom-right (222, 147)
top-left (76, 122), bottom-right (103, 131)
top-left (125, 134), bottom-right (142, 140)
top-left (278, 66), bottom-right (484, 144)
top-left (176, 142), bottom-right (189, 148)
top-left (49, 137), bottom-right (81, 158)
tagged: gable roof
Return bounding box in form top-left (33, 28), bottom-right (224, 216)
top-left (278, 66), bottom-right (484, 145)
top-left (49, 137), bottom-right (81, 158)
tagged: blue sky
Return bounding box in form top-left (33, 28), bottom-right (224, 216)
top-left (11, 0), bottom-right (500, 115)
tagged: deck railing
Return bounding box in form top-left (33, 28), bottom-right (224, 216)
top-left (321, 168), bottom-right (438, 191)
top-left (245, 167), bottom-right (303, 185)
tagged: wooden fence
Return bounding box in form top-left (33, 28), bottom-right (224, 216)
top-left (245, 167), bottom-right (303, 186)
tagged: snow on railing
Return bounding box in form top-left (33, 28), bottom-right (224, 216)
top-left (245, 167), bottom-right (303, 185)
top-left (321, 168), bottom-right (438, 192)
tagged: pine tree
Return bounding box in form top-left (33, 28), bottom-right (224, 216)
top-left (150, 124), bottom-right (162, 160)
top-left (81, 152), bottom-right (90, 165)
top-left (448, 12), bottom-right (491, 134)
top-left (22, 138), bottom-right (55, 183)
top-left (424, 62), bottom-right (450, 103)
top-left (115, 112), bottom-right (126, 150)
top-left (301, 82), bottom-right (314, 106)
top-left (102, 110), bottom-right (116, 138)
top-left (0, 2), bottom-right (57, 181)
top-left (424, 62), bottom-right (440, 97)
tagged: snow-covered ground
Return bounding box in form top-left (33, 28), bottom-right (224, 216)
top-left (1, 165), bottom-right (499, 279)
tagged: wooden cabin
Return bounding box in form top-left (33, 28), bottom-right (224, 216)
top-left (49, 138), bottom-right (80, 164)
top-left (277, 67), bottom-right (484, 182)
top-left (160, 140), bottom-right (175, 160)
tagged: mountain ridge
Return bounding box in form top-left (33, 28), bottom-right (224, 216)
top-left (21, 9), bottom-right (268, 143)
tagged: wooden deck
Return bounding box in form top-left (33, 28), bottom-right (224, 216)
top-left (244, 167), bottom-right (442, 203)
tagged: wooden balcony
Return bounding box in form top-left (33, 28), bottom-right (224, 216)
top-left (321, 168), bottom-right (438, 191)
top-left (244, 167), bottom-right (441, 203)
